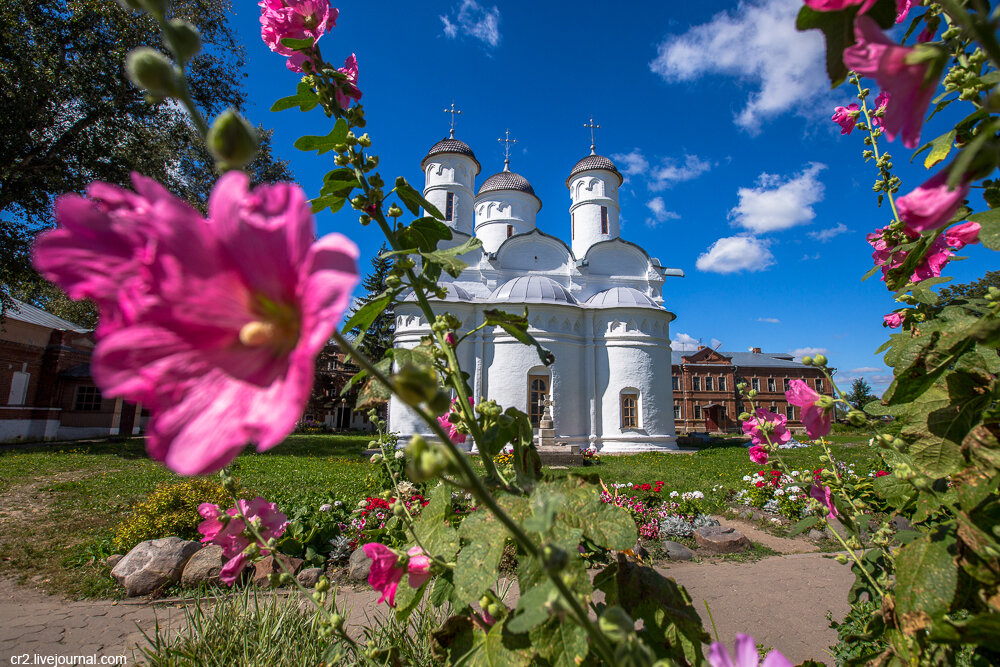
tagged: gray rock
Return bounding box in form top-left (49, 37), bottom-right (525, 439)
top-left (693, 526), bottom-right (750, 554)
top-left (807, 529), bottom-right (825, 541)
top-left (297, 567), bottom-right (323, 588)
top-left (661, 540), bottom-right (694, 560)
top-left (348, 547), bottom-right (372, 582)
top-left (181, 544), bottom-right (225, 588)
top-left (738, 509), bottom-right (754, 520)
top-left (105, 554), bottom-right (124, 569)
top-left (891, 515), bottom-right (913, 532)
top-left (112, 537), bottom-right (201, 597)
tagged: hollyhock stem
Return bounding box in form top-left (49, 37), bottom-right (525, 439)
top-left (854, 77), bottom-right (902, 226)
top-left (377, 457), bottom-right (454, 569)
top-left (329, 327), bottom-right (617, 664)
top-left (145, 11), bottom-right (210, 139)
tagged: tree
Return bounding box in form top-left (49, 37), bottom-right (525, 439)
top-left (934, 270), bottom-right (1000, 311)
top-left (0, 0), bottom-right (293, 313)
top-left (349, 244), bottom-right (396, 363)
top-left (846, 378), bottom-right (876, 411)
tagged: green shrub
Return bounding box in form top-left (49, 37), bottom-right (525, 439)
top-left (111, 478), bottom-right (232, 553)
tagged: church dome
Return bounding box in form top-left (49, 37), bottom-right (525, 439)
top-left (586, 287), bottom-right (658, 309)
top-left (478, 170), bottom-right (537, 197)
top-left (421, 137), bottom-right (481, 174)
top-left (566, 154), bottom-right (623, 186)
top-left (402, 283), bottom-right (473, 302)
top-left (489, 276), bottom-right (577, 304)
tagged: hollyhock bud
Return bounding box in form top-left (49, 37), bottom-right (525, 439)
top-left (207, 109), bottom-right (259, 169)
top-left (813, 354), bottom-right (827, 366)
top-left (164, 19), bottom-right (202, 63)
top-left (125, 48), bottom-right (178, 98)
top-left (944, 221), bottom-right (980, 250)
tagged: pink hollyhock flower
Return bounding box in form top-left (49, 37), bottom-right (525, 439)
top-left (33, 171), bottom-right (359, 475)
top-left (786, 380), bottom-right (832, 439)
top-left (832, 103), bottom-right (860, 135)
top-left (803, 0), bottom-right (876, 11)
top-left (810, 482), bottom-right (840, 520)
top-left (742, 408), bottom-right (792, 447)
top-left (364, 543), bottom-right (432, 606)
top-left (843, 17), bottom-right (941, 148)
top-left (911, 235), bottom-right (953, 283)
top-left (871, 91), bottom-right (889, 128)
top-left (259, 0), bottom-right (338, 72)
top-left (883, 312), bottom-right (905, 328)
top-left (198, 497), bottom-right (288, 585)
top-left (333, 53), bottom-right (362, 110)
top-left (437, 396), bottom-right (475, 445)
top-left (944, 221), bottom-right (980, 250)
top-left (917, 23), bottom-right (937, 43)
top-left (708, 633), bottom-right (792, 667)
top-left (897, 170), bottom-right (971, 233)
top-left (748, 445), bottom-right (769, 465)
top-left (895, 0), bottom-right (913, 22)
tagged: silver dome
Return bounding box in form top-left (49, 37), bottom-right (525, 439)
top-left (402, 283), bottom-right (473, 302)
top-left (478, 171), bottom-right (537, 197)
top-left (566, 154), bottom-right (623, 186)
top-left (585, 287), bottom-right (658, 308)
top-left (421, 138), bottom-right (481, 174)
top-left (488, 276), bottom-right (576, 304)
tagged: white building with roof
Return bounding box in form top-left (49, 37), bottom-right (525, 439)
top-left (389, 130), bottom-right (684, 452)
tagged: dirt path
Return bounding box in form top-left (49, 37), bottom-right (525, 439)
top-left (717, 516), bottom-right (820, 554)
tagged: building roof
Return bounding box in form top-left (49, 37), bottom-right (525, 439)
top-left (478, 170), bottom-right (537, 197)
top-left (585, 287), bottom-right (659, 309)
top-left (566, 153), bottom-right (623, 186)
top-left (671, 350), bottom-right (806, 369)
top-left (489, 275), bottom-right (577, 304)
top-left (421, 137), bottom-right (481, 174)
top-left (4, 298), bottom-right (90, 333)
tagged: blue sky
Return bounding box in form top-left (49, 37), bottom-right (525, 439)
top-left (229, 0), bottom-right (994, 394)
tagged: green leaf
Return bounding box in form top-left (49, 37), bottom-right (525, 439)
top-left (894, 530), bottom-right (957, 619)
top-left (354, 357), bottom-right (392, 408)
top-left (412, 483), bottom-right (460, 561)
top-left (293, 118), bottom-right (348, 155)
top-left (309, 194), bottom-right (345, 214)
top-left (270, 81), bottom-right (319, 113)
top-left (923, 130), bottom-right (956, 168)
top-left (419, 237), bottom-right (484, 278)
top-left (398, 217), bottom-right (452, 253)
top-left (967, 208), bottom-right (1000, 251)
top-left (530, 619), bottom-right (588, 667)
top-left (787, 515), bottom-right (819, 537)
top-left (342, 293), bottom-right (391, 338)
top-left (454, 512), bottom-right (507, 603)
top-left (320, 169), bottom-right (360, 196)
top-left (948, 118), bottom-right (1000, 188)
top-left (394, 577), bottom-right (428, 622)
top-left (873, 473), bottom-right (916, 508)
top-left (459, 619), bottom-right (533, 667)
top-left (279, 36), bottom-right (314, 50)
top-left (395, 177), bottom-right (444, 219)
top-left (795, 6), bottom-right (854, 86)
top-left (550, 480), bottom-right (636, 550)
top-left (507, 581), bottom-right (556, 633)
top-left (430, 571), bottom-right (455, 608)
top-left (484, 309), bottom-right (554, 367)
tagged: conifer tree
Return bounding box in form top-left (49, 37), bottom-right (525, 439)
top-left (350, 244), bottom-right (395, 363)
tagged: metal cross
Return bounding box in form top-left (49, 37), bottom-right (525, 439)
top-left (583, 116), bottom-right (600, 155)
top-left (498, 129), bottom-right (518, 170)
top-left (443, 101), bottom-right (462, 138)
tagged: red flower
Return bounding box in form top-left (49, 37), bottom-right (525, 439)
top-left (641, 483), bottom-right (652, 491)
top-left (875, 470), bottom-right (889, 477)
top-left (755, 481), bottom-right (766, 488)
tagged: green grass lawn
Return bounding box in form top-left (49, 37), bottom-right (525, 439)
top-left (0, 434), bottom-right (881, 598)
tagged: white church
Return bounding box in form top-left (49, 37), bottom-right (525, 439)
top-left (388, 123), bottom-right (684, 453)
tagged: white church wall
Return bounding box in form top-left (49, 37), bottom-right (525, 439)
top-left (493, 232), bottom-right (573, 274)
top-left (474, 191), bottom-right (541, 253)
top-left (569, 170), bottom-right (621, 258)
top-left (423, 154), bottom-right (477, 235)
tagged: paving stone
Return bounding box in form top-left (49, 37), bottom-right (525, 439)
top-left (693, 525), bottom-right (750, 554)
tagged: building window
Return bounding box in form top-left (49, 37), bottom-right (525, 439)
top-left (751, 378), bottom-right (760, 391)
top-left (694, 404), bottom-right (702, 419)
top-left (600, 207), bottom-right (608, 234)
top-left (671, 375), bottom-right (679, 391)
top-left (783, 378), bottom-right (790, 391)
top-left (767, 378), bottom-right (776, 392)
top-left (719, 376), bottom-right (726, 391)
top-left (571, 213), bottom-right (575, 240)
top-left (814, 378), bottom-right (824, 392)
top-left (673, 403), bottom-right (681, 419)
top-left (528, 374), bottom-right (549, 428)
top-left (692, 376), bottom-right (701, 391)
top-left (445, 192), bottom-right (454, 222)
top-left (721, 405), bottom-right (727, 420)
top-left (506, 224), bottom-right (513, 238)
top-left (786, 405), bottom-right (795, 421)
top-left (7, 371), bottom-right (29, 406)
top-left (621, 392), bottom-right (638, 428)
top-left (705, 377), bottom-right (714, 391)
top-left (74, 386), bottom-right (103, 411)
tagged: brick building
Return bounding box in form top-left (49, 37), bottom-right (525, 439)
top-left (303, 342), bottom-right (377, 432)
top-left (1, 299), bottom-right (145, 441)
top-left (672, 346), bottom-right (830, 434)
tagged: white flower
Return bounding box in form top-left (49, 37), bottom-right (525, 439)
top-left (394, 450), bottom-right (405, 460)
top-left (691, 491), bottom-right (704, 499)
top-left (670, 491), bottom-right (679, 498)
top-left (742, 475), bottom-right (752, 482)
top-left (790, 470), bottom-right (799, 477)
top-left (319, 503), bottom-right (332, 512)
top-left (334, 501), bottom-right (343, 507)
top-left (774, 488), bottom-right (785, 496)
top-left (787, 485), bottom-right (802, 493)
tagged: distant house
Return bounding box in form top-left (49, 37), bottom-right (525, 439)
top-left (304, 341), bottom-right (376, 432)
top-left (672, 346), bottom-right (831, 434)
top-left (0, 299), bottom-right (145, 442)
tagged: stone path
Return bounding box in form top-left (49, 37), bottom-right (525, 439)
top-left (1, 549), bottom-right (851, 665)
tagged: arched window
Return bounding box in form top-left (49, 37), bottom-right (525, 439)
top-left (620, 389), bottom-right (639, 429)
top-left (528, 373), bottom-right (549, 427)
top-left (600, 207), bottom-right (609, 234)
top-left (445, 192), bottom-right (454, 221)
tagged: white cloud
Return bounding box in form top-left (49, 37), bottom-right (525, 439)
top-left (809, 222), bottom-right (849, 242)
top-left (790, 346), bottom-right (828, 362)
top-left (610, 149), bottom-right (649, 178)
top-left (440, 0), bottom-right (501, 47)
top-left (645, 197), bottom-right (680, 228)
top-left (696, 235), bottom-right (775, 274)
top-left (756, 317), bottom-right (780, 323)
top-left (672, 333), bottom-right (701, 351)
top-left (649, 0), bottom-right (829, 131)
top-left (730, 163), bottom-right (826, 234)
top-left (710, 338), bottom-right (723, 349)
top-left (850, 367), bottom-right (882, 374)
top-left (800, 252), bottom-right (821, 261)
top-left (650, 155), bottom-right (713, 190)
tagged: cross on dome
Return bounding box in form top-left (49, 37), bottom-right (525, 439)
top-left (443, 101), bottom-right (462, 138)
top-left (583, 116), bottom-right (600, 155)
top-left (498, 129), bottom-right (518, 171)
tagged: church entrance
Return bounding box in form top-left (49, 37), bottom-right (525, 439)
top-left (704, 404), bottom-right (722, 432)
top-left (528, 374), bottom-right (549, 428)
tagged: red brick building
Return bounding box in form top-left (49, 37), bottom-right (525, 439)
top-left (1, 299), bottom-right (145, 441)
top-left (303, 342), bottom-right (377, 432)
top-left (672, 347), bottom-right (830, 434)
